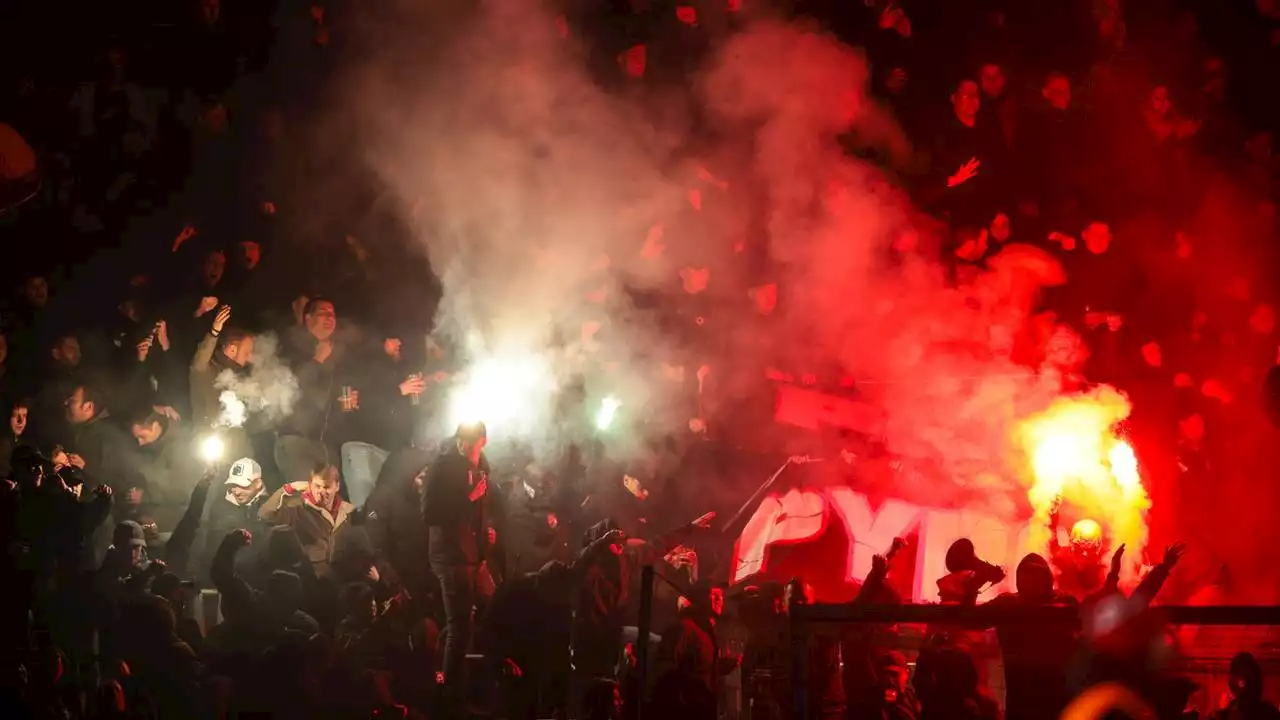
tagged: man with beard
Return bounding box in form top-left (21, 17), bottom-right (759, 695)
top-left (422, 421), bottom-right (493, 711)
top-left (189, 304), bottom-right (253, 428)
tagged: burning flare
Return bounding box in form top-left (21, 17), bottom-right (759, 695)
top-left (1018, 386), bottom-right (1151, 578)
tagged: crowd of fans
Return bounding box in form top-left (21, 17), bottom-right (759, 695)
top-left (3, 0), bottom-right (1280, 718)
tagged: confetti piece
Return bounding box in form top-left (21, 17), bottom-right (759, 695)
top-left (1178, 413), bottom-right (1204, 442)
top-left (620, 44), bottom-right (646, 78)
top-left (581, 321), bottom-right (601, 343)
top-left (1174, 232), bottom-right (1192, 259)
top-left (680, 266), bottom-right (710, 294)
top-left (1201, 379), bottom-right (1232, 404)
top-left (676, 6), bottom-right (698, 25)
top-left (172, 224), bottom-right (197, 252)
top-left (765, 367), bottom-right (794, 382)
top-left (1141, 341), bottom-right (1162, 368)
top-left (688, 188), bottom-right (702, 211)
top-left (695, 316), bottom-right (706, 326)
top-left (1173, 373), bottom-right (1192, 388)
top-left (555, 14), bottom-right (569, 38)
top-left (749, 283), bottom-right (778, 315)
top-left (728, 0), bottom-right (742, 11)
top-left (661, 363), bottom-right (685, 382)
top-left (1251, 304), bottom-right (1276, 335)
top-left (641, 224), bottom-right (665, 259)
top-left (695, 166), bottom-right (730, 190)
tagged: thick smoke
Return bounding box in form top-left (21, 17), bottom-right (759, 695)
top-left (350, 3), bottom-right (1089, 519)
top-left (214, 333), bottom-right (300, 428)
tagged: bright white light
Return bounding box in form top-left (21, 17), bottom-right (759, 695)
top-left (447, 353), bottom-right (554, 435)
top-left (199, 435), bottom-right (225, 463)
top-left (596, 395), bottom-right (622, 430)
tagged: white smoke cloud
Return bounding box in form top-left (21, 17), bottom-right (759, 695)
top-left (214, 333), bottom-right (299, 429)
top-left (345, 4), bottom-right (1078, 516)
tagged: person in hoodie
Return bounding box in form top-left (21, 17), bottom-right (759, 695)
top-left (983, 553), bottom-right (1079, 720)
top-left (919, 645), bottom-right (1001, 720)
top-left (1214, 652), bottom-right (1280, 720)
top-left (199, 457), bottom-right (269, 582)
top-left (258, 460), bottom-right (355, 580)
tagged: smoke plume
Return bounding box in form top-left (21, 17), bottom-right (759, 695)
top-left (349, 4), bottom-right (1102, 520)
top-left (215, 333), bottom-right (300, 428)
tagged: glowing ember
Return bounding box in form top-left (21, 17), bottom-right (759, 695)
top-left (1071, 518), bottom-right (1102, 544)
top-left (1017, 386), bottom-right (1151, 581)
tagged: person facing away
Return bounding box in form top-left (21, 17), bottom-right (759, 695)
top-left (1214, 652), bottom-right (1280, 720)
top-left (984, 553), bottom-right (1079, 720)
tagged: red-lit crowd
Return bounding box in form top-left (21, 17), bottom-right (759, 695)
top-left (3, 0), bottom-right (1280, 718)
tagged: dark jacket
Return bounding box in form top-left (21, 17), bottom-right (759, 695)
top-left (134, 422), bottom-right (203, 530)
top-left (279, 326), bottom-right (356, 443)
top-left (421, 446), bottom-right (490, 566)
top-left (200, 485), bottom-right (270, 582)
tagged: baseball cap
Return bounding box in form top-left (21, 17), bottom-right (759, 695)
top-left (114, 520), bottom-right (147, 548)
top-left (225, 458), bottom-right (263, 487)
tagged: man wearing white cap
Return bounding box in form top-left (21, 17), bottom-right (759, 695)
top-left (199, 458), bottom-right (269, 581)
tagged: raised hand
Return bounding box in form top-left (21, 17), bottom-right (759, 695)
top-left (196, 296), bottom-right (219, 318)
top-left (136, 336), bottom-right (154, 363)
top-left (213, 305), bottom-right (231, 333)
top-left (230, 528), bottom-right (253, 547)
top-left (948, 157), bottom-right (980, 188)
top-left (1110, 543), bottom-right (1127, 575)
top-left (887, 536), bottom-right (907, 559)
top-left (1163, 542), bottom-right (1186, 567)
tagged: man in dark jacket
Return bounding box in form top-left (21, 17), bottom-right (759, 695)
top-left (199, 457), bottom-right (269, 583)
top-left (128, 408), bottom-right (204, 532)
top-left (423, 421), bottom-right (493, 709)
top-left (275, 298), bottom-right (354, 486)
top-left (64, 383), bottom-right (147, 565)
top-left (984, 553), bottom-right (1079, 720)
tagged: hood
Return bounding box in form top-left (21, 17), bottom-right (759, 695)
top-left (1015, 553), bottom-right (1055, 601)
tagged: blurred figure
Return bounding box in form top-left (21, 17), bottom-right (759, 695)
top-left (1214, 652), bottom-right (1280, 720)
top-left (985, 554), bottom-right (1079, 720)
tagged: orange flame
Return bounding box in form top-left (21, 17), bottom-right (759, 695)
top-left (1017, 386), bottom-right (1150, 580)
